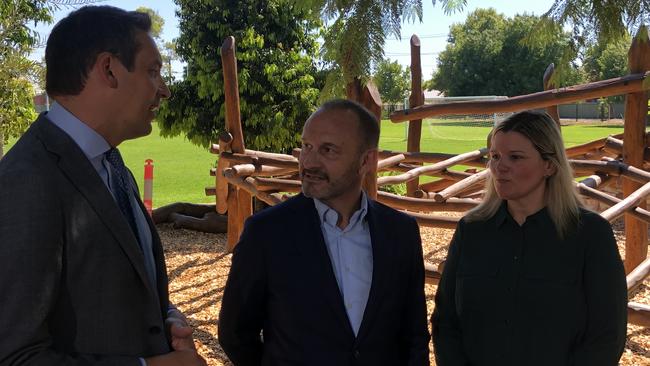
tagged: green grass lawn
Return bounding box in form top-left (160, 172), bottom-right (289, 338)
top-left (4, 119), bottom-right (626, 207)
top-left (379, 119), bottom-right (625, 152)
top-left (5, 123), bottom-right (216, 208)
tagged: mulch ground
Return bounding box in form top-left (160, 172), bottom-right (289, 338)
top-left (159, 218), bottom-right (650, 366)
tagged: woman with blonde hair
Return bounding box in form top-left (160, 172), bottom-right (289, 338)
top-left (432, 110), bottom-right (627, 366)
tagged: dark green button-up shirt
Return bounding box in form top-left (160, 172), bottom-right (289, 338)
top-left (432, 203), bottom-right (627, 366)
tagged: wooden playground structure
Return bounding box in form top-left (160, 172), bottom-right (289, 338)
top-left (206, 29), bottom-right (650, 327)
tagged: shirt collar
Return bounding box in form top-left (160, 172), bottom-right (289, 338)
top-left (494, 200), bottom-right (551, 228)
top-left (313, 191), bottom-right (369, 230)
top-left (46, 102), bottom-right (111, 160)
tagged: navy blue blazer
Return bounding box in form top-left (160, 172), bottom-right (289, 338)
top-left (218, 193), bottom-right (430, 366)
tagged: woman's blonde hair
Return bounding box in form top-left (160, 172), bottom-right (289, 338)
top-left (464, 110), bottom-right (583, 238)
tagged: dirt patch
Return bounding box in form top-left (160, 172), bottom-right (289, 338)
top-left (159, 222), bottom-right (650, 366)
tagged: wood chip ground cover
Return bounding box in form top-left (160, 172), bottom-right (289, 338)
top-left (159, 221), bottom-right (649, 365)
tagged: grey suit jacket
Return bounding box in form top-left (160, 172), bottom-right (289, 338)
top-left (0, 115), bottom-right (171, 365)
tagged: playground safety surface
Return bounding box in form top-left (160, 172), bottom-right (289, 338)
top-left (157, 216), bottom-right (650, 366)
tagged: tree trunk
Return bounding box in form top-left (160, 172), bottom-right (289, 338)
top-left (346, 78), bottom-right (362, 102)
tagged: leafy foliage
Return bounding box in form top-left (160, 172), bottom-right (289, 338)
top-left (543, 0), bottom-right (649, 44)
top-left (292, 1), bottom-right (465, 95)
top-left (0, 0), bottom-right (51, 156)
top-left (158, 0), bottom-right (323, 153)
top-left (373, 59), bottom-right (410, 104)
top-left (525, 1), bottom-right (649, 84)
top-left (583, 33), bottom-right (631, 103)
top-left (432, 9), bottom-right (582, 97)
top-left (135, 6), bottom-right (164, 40)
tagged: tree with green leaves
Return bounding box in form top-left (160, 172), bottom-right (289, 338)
top-left (373, 59), bottom-right (410, 104)
top-left (583, 33), bottom-right (631, 82)
top-left (0, 0), bottom-right (50, 159)
top-left (157, 0), bottom-right (323, 152)
top-left (135, 6), bottom-right (164, 40)
top-left (134, 6), bottom-right (178, 82)
top-left (1, 0), bottom-right (101, 159)
top-left (293, 0), bottom-right (463, 101)
top-left (432, 9), bottom-right (581, 97)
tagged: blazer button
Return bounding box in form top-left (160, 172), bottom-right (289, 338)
top-left (149, 325), bottom-right (162, 334)
top-left (353, 350), bottom-right (360, 359)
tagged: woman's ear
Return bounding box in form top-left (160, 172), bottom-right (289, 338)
top-left (544, 159), bottom-right (557, 178)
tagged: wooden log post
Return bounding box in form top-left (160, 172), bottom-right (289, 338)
top-left (221, 36), bottom-right (253, 251)
top-left (623, 25), bottom-right (650, 273)
top-left (407, 35), bottom-right (425, 197)
top-left (359, 82), bottom-right (382, 200)
top-left (542, 63), bottom-right (561, 126)
top-left (216, 132), bottom-right (233, 214)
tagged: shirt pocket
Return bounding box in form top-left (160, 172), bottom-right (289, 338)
top-left (455, 261), bottom-right (500, 316)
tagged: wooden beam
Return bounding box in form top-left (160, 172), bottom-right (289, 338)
top-left (376, 191), bottom-right (479, 212)
top-left (225, 184), bottom-right (239, 252)
top-left (220, 152), bottom-right (299, 169)
top-left (627, 256), bottom-right (650, 295)
top-left (407, 34), bottom-right (424, 197)
top-left (564, 134), bottom-right (623, 158)
top-left (569, 159), bottom-right (650, 184)
top-left (404, 211), bottom-right (460, 229)
top-left (623, 25), bottom-right (650, 274)
top-left (224, 175), bottom-right (284, 207)
top-left (604, 136), bottom-right (650, 162)
top-left (377, 148), bottom-right (488, 186)
top-left (377, 154), bottom-right (406, 170)
top-left (223, 164), bottom-right (296, 178)
top-left (434, 169), bottom-right (490, 202)
top-left (576, 182), bottom-right (650, 224)
top-left (600, 180), bottom-right (650, 222)
top-left (424, 262), bottom-right (441, 285)
top-left (378, 149), bottom-right (489, 167)
top-left (221, 36), bottom-right (251, 246)
top-left (628, 302), bottom-right (650, 327)
top-left (252, 177), bottom-right (302, 193)
top-left (216, 133), bottom-right (232, 214)
top-left (359, 81), bottom-right (382, 200)
top-left (390, 71), bottom-right (650, 122)
top-left (416, 179), bottom-right (456, 194)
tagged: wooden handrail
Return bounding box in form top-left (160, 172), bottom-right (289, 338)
top-left (390, 71), bottom-right (650, 122)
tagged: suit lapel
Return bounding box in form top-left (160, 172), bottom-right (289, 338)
top-left (34, 116), bottom-right (155, 295)
top-left (356, 200), bottom-right (395, 341)
top-left (290, 194), bottom-right (355, 338)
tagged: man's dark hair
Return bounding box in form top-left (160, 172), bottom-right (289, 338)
top-left (45, 6), bottom-right (152, 96)
top-left (319, 99), bottom-right (380, 151)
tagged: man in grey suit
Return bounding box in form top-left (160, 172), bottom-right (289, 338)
top-left (0, 6), bottom-right (206, 366)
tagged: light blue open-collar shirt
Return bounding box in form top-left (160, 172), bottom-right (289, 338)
top-left (313, 191), bottom-right (373, 336)
top-left (45, 102), bottom-right (157, 287)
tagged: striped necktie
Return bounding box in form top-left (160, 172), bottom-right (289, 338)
top-left (105, 148), bottom-right (140, 244)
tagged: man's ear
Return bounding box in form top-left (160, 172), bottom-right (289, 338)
top-left (94, 52), bottom-right (118, 88)
top-left (360, 148), bottom-right (378, 174)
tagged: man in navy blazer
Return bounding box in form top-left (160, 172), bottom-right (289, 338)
top-left (219, 99), bottom-right (430, 365)
top-left (0, 6), bottom-right (205, 366)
